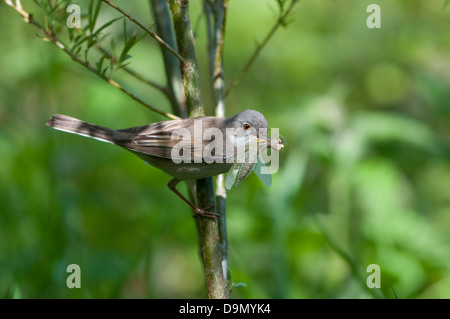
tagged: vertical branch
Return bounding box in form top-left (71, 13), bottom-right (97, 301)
top-left (149, 0), bottom-right (186, 117)
top-left (169, 0), bottom-right (203, 118)
top-left (195, 178), bottom-right (228, 299)
top-left (169, 0), bottom-right (228, 299)
top-left (204, 0), bottom-right (229, 288)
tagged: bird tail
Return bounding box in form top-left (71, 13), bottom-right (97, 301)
top-left (46, 114), bottom-right (118, 144)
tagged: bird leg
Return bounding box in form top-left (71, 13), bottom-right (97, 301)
top-left (168, 178), bottom-right (220, 218)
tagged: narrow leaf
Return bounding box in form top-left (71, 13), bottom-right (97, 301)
top-left (71, 35), bottom-right (89, 51)
top-left (67, 25), bottom-right (74, 41)
top-left (96, 55), bottom-right (106, 74)
top-left (88, 0), bottom-right (102, 33)
top-left (93, 17), bottom-right (124, 37)
top-left (92, 0), bottom-right (102, 29)
top-left (88, 0), bottom-right (94, 27)
top-left (102, 66), bottom-right (109, 77)
top-left (232, 282), bottom-right (248, 288)
top-left (123, 19), bottom-right (128, 46)
top-left (49, 0), bottom-right (66, 14)
top-left (119, 32), bottom-right (139, 63)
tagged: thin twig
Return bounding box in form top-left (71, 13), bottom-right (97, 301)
top-left (3, 0), bottom-right (180, 120)
top-left (225, 0), bottom-right (300, 97)
top-left (65, 16), bottom-right (170, 97)
top-left (101, 0), bottom-right (186, 63)
top-left (94, 44), bottom-right (169, 95)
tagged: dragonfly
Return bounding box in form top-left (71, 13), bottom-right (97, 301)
top-left (225, 134), bottom-right (285, 190)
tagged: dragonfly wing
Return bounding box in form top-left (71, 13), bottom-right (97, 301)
top-left (225, 162), bottom-right (241, 190)
top-left (253, 156), bottom-right (272, 187)
top-left (235, 163), bottom-right (256, 186)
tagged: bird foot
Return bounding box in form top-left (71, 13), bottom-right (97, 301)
top-left (193, 205), bottom-right (220, 219)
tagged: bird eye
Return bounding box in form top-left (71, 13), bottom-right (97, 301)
top-left (243, 123), bottom-right (251, 130)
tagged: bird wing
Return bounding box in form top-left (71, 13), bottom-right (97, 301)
top-left (115, 117), bottom-right (228, 162)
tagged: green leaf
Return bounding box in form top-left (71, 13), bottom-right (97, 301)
top-left (275, 0), bottom-right (287, 11)
top-left (88, 0), bottom-right (94, 27)
top-left (82, 17), bottom-right (122, 52)
top-left (67, 24), bottom-right (74, 41)
top-left (97, 33), bottom-right (110, 45)
top-left (87, 37), bottom-right (96, 50)
top-left (93, 1), bottom-right (102, 28)
top-left (102, 66), bottom-right (109, 77)
top-left (121, 54), bottom-right (132, 62)
top-left (71, 34), bottom-right (89, 51)
top-left (232, 282), bottom-right (248, 289)
top-left (82, 22), bottom-right (91, 33)
top-left (94, 17), bottom-right (124, 37)
top-left (96, 55), bottom-right (107, 74)
top-left (75, 46), bottom-right (82, 56)
top-left (119, 32), bottom-right (141, 63)
top-left (122, 19), bottom-right (128, 46)
top-left (72, 33), bottom-right (84, 44)
top-left (88, 0), bottom-right (102, 33)
top-left (49, 0), bottom-right (67, 14)
top-left (110, 39), bottom-right (116, 56)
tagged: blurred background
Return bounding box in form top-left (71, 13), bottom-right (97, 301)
top-left (1, 0), bottom-right (450, 298)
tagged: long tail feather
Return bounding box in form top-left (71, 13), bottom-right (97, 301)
top-left (46, 114), bottom-right (117, 144)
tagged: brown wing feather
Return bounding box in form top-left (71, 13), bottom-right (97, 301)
top-left (115, 117), bottom-right (228, 162)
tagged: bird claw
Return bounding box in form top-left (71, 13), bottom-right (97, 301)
top-left (193, 205), bottom-right (220, 219)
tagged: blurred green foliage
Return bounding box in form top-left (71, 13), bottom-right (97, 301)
top-left (1, 0), bottom-right (450, 299)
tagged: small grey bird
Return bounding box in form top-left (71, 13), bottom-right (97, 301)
top-left (46, 109), bottom-right (283, 217)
